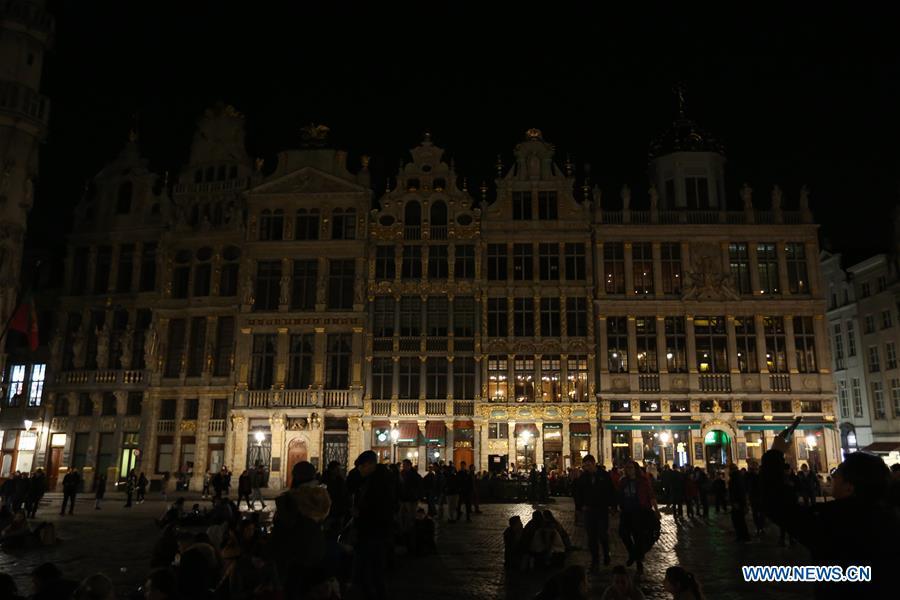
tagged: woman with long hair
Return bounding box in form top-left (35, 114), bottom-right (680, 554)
top-left (663, 566), bottom-right (704, 600)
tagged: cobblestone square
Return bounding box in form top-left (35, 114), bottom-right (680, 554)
top-left (2, 493), bottom-right (816, 599)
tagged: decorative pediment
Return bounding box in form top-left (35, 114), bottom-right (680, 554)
top-left (250, 167), bottom-right (367, 196)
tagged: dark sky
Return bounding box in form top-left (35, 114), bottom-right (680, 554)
top-left (32, 2), bottom-right (900, 263)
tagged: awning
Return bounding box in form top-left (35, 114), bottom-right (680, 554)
top-left (514, 423), bottom-right (539, 437)
top-left (604, 424), bottom-right (696, 431)
top-left (397, 422), bottom-right (420, 443)
top-left (738, 423), bottom-right (832, 431)
top-left (569, 422), bottom-right (591, 434)
top-left (425, 421), bottom-right (446, 443)
top-left (371, 420), bottom-right (390, 429)
top-left (862, 442), bottom-right (900, 453)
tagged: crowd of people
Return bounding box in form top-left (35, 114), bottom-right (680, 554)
top-left (1, 429), bottom-right (899, 599)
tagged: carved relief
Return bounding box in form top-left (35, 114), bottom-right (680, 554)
top-left (682, 242), bottom-right (740, 301)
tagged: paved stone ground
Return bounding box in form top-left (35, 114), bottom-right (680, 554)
top-left (1, 493), bottom-right (816, 598)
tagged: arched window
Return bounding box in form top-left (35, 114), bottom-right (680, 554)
top-left (332, 208), bottom-right (356, 240)
top-left (116, 181), bottom-right (133, 214)
top-left (430, 200), bottom-right (448, 239)
top-left (404, 201), bottom-right (421, 240)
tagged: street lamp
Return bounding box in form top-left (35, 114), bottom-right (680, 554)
top-left (805, 434), bottom-right (817, 448)
top-left (390, 427), bottom-right (400, 464)
top-left (254, 430), bottom-right (265, 444)
top-left (23, 419), bottom-right (32, 431)
top-left (521, 429), bottom-right (532, 470)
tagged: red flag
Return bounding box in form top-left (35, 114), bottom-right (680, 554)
top-left (9, 297), bottom-right (39, 351)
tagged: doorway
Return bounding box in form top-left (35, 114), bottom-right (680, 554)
top-left (285, 438), bottom-right (308, 488)
top-left (48, 446), bottom-right (63, 489)
top-left (704, 429), bottom-right (732, 469)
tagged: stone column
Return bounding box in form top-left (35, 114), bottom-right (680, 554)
top-left (348, 416), bottom-right (363, 467)
top-left (236, 326), bottom-right (252, 390)
top-left (108, 244), bottom-right (121, 293)
top-left (473, 420), bottom-right (483, 471)
top-left (269, 414), bottom-right (285, 490)
top-left (591, 420), bottom-right (600, 457)
top-left (755, 315), bottom-right (768, 372)
top-left (656, 316), bottom-right (668, 373)
top-left (533, 422), bottom-right (543, 468)
top-left (777, 241), bottom-right (790, 295)
top-left (652, 242), bottom-right (663, 298)
top-left (598, 316), bottom-right (609, 374)
top-left (748, 243), bottom-right (761, 296)
top-left (726, 315), bottom-right (739, 373)
top-left (314, 327), bottom-right (327, 387)
top-left (785, 315), bottom-right (798, 372)
top-left (275, 327), bottom-right (289, 389)
top-left (686, 315), bottom-right (697, 373)
top-left (813, 315), bottom-right (829, 373)
top-left (417, 418), bottom-right (427, 472)
top-left (352, 326), bottom-right (364, 387)
top-left (507, 420), bottom-right (517, 470)
top-left (230, 415), bottom-right (247, 473)
top-left (627, 316), bottom-right (638, 373)
top-left (595, 243), bottom-right (606, 297)
top-left (561, 420), bottom-right (571, 467)
top-left (192, 395), bottom-right (211, 490)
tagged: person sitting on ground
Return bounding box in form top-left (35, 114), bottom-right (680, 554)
top-left (156, 497), bottom-right (186, 529)
top-left (663, 566), bottom-right (704, 600)
top-left (541, 509), bottom-right (574, 552)
top-left (30, 563), bottom-right (78, 600)
top-left (74, 573), bottom-right (115, 600)
top-left (533, 564), bottom-right (589, 600)
top-left (0, 510), bottom-right (30, 549)
top-left (503, 515), bottom-right (524, 570)
top-left (601, 565), bottom-right (646, 600)
top-left (413, 507), bottom-right (436, 555)
top-left (521, 511), bottom-right (560, 569)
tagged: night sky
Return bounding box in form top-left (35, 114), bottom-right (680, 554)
top-left (31, 2), bottom-right (900, 264)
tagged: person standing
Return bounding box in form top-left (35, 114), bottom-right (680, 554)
top-left (616, 461), bottom-right (659, 575)
top-left (350, 451), bottom-right (397, 600)
top-left (26, 468), bottom-right (46, 518)
top-left (398, 459), bottom-right (422, 551)
top-left (573, 454), bottom-right (615, 572)
top-left (61, 468), bottom-right (81, 515)
top-left (124, 470), bottom-right (136, 508)
top-left (670, 467), bottom-right (685, 520)
top-left (727, 464), bottom-right (751, 542)
top-left (94, 472), bottom-right (107, 510)
top-left (137, 472), bottom-right (148, 503)
top-left (443, 464), bottom-right (459, 522)
top-left (201, 471), bottom-right (211, 499)
top-left (250, 465), bottom-right (267, 510)
top-left (457, 461), bottom-right (474, 522)
top-left (470, 464), bottom-right (483, 513)
top-left (694, 467), bottom-right (710, 518)
top-left (712, 472), bottom-right (727, 513)
top-left (237, 470), bottom-right (252, 510)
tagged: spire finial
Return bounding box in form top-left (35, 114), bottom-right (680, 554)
top-left (496, 154), bottom-right (503, 177)
top-left (674, 82), bottom-right (687, 118)
top-left (423, 131), bottom-right (432, 144)
top-left (480, 180), bottom-right (488, 202)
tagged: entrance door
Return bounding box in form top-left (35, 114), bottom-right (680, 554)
top-left (285, 438), bottom-right (308, 488)
top-left (704, 430), bottom-right (732, 470)
top-left (453, 447), bottom-right (474, 470)
top-left (323, 434), bottom-right (348, 473)
top-left (48, 447), bottom-right (63, 489)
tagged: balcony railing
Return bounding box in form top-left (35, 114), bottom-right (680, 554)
top-left (425, 400), bottom-right (447, 415)
top-left (404, 226), bottom-right (421, 240)
top-left (208, 419), bottom-right (225, 433)
top-left (769, 374), bottom-right (792, 392)
top-left (430, 225), bottom-right (448, 240)
top-left (638, 374), bottom-right (660, 392)
top-left (398, 400), bottom-right (419, 415)
top-left (240, 389), bottom-right (360, 409)
top-left (425, 337), bottom-right (448, 352)
top-left (56, 369), bottom-right (146, 386)
top-left (157, 420), bottom-right (175, 433)
top-left (699, 374), bottom-right (732, 392)
top-left (371, 400), bottom-right (391, 416)
top-left (453, 400), bottom-right (475, 416)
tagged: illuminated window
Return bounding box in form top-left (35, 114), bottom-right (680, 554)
top-left (757, 243), bottom-right (779, 294)
top-left (514, 356), bottom-right (535, 402)
top-left (487, 356), bottom-right (508, 402)
top-left (7, 364), bottom-right (26, 406)
top-left (567, 355), bottom-right (588, 402)
top-left (632, 243), bottom-right (653, 295)
top-left (785, 243), bottom-right (808, 294)
top-left (541, 356), bottom-right (561, 402)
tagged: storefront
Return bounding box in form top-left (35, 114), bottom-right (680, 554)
top-left (371, 421), bottom-right (392, 463)
top-left (610, 431), bottom-right (631, 466)
top-left (569, 422), bottom-right (591, 466)
top-left (396, 421), bottom-right (420, 464)
top-left (542, 423), bottom-right (562, 471)
top-left (513, 423), bottom-right (538, 471)
top-left (425, 421), bottom-right (447, 464)
top-left (452, 420), bottom-right (474, 469)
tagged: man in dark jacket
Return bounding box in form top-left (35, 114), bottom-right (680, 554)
top-left (573, 454), bottom-right (615, 571)
top-left (762, 432), bottom-right (900, 599)
top-left (26, 468), bottom-right (46, 518)
top-left (351, 451), bottom-right (397, 600)
top-left (744, 461), bottom-right (765, 535)
top-left (728, 463), bottom-right (751, 542)
top-left (457, 461), bottom-right (474, 522)
top-left (60, 468), bottom-right (81, 515)
top-left (399, 459), bottom-right (422, 550)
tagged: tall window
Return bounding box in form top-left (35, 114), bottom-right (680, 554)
top-left (632, 243), bottom-right (653, 295)
top-left (846, 321), bottom-right (857, 357)
top-left (540, 298), bottom-right (561, 337)
top-left (426, 358), bottom-right (448, 399)
top-left (664, 317), bottom-right (687, 373)
top-left (401, 246), bottom-right (422, 279)
top-left (635, 318), bottom-right (658, 373)
top-left (373, 297), bottom-right (395, 338)
top-left (567, 355), bottom-right (588, 401)
top-left (183, 398), bottom-right (199, 420)
top-left (371, 357), bottom-right (393, 400)
top-left (883, 310), bottom-right (894, 330)
top-left (838, 380), bottom-right (849, 418)
top-left (219, 246), bottom-right (240, 297)
top-left (487, 355), bottom-right (508, 401)
top-left (430, 201), bottom-right (448, 238)
top-left (453, 297), bottom-right (475, 339)
top-left (604, 242), bottom-right (625, 294)
top-left (887, 342), bottom-right (898, 370)
top-left (332, 208), bottom-right (356, 240)
top-left (892, 378), bottom-right (900, 417)
top-left (695, 316), bottom-right (727, 373)
top-left (375, 246), bottom-right (395, 281)
top-left (566, 297), bottom-right (587, 337)
top-left (254, 260), bottom-right (281, 311)
top-left (326, 334), bottom-right (351, 389)
top-left (404, 201), bottom-right (422, 239)
top-left (487, 243), bottom-right (507, 280)
top-left (288, 334), bottom-right (314, 389)
top-left (126, 392), bottom-right (143, 416)
top-left (868, 346), bottom-right (881, 373)
top-left (426, 296), bottom-right (449, 337)
top-left (538, 191), bottom-right (558, 220)
top-left (192, 247), bottom-right (212, 297)
top-left (428, 245), bottom-right (449, 279)
top-left (214, 317), bottom-right (234, 377)
top-left (833, 323), bottom-right (845, 370)
top-left (852, 378), bottom-right (864, 417)
top-left (487, 298), bottom-right (508, 337)
top-left (27, 364), bottom-right (45, 407)
top-left (685, 176), bottom-right (709, 208)
top-left (514, 356), bottom-right (535, 402)
top-left (872, 381), bottom-right (885, 419)
top-left (165, 319), bottom-right (186, 377)
top-left (171, 249), bottom-right (191, 299)
top-left (734, 316), bottom-right (758, 373)
top-left (399, 296), bottom-right (421, 337)
top-left (538, 243), bottom-right (560, 281)
top-left (607, 317), bottom-right (628, 372)
top-left (398, 357), bottom-right (420, 399)
top-left (564, 243), bottom-right (586, 281)
top-left (512, 191), bottom-right (532, 220)
top-left (291, 259), bottom-right (318, 310)
top-left (513, 298), bottom-right (534, 337)
top-left (661, 243), bottom-right (681, 295)
top-left (186, 317), bottom-right (206, 377)
top-left (513, 243), bottom-right (533, 281)
top-left (259, 209), bottom-right (284, 241)
top-left (729, 243), bottom-right (751, 295)
top-left (541, 356), bottom-right (561, 402)
top-left (327, 259), bottom-right (355, 310)
top-left (95, 245), bottom-right (112, 294)
top-left (757, 243), bottom-right (779, 294)
top-left (453, 357), bottom-right (475, 399)
top-left (295, 208), bottom-right (320, 240)
top-left (249, 334), bottom-right (276, 390)
top-left (764, 317), bottom-right (788, 373)
top-left (785, 243), bottom-right (808, 294)
top-left (455, 245), bottom-right (476, 279)
top-left (6, 364), bottom-right (26, 406)
top-left (116, 244), bottom-right (134, 293)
